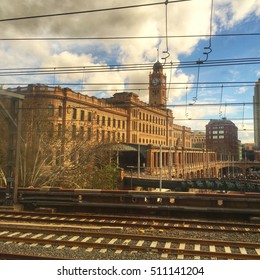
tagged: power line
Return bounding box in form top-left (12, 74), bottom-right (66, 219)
top-left (1, 32), bottom-right (259, 41)
top-left (0, 101), bottom-right (257, 111)
top-left (0, 84), bottom-right (255, 90)
top-left (0, 0), bottom-right (191, 22)
top-left (0, 57), bottom-right (259, 77)
top-left (4, 81), bottom-right (256, 85)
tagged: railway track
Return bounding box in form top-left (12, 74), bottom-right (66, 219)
top-left (0, 210), bottom-right (259, 234)
top-left (0, 224), bottom-right (259, 260)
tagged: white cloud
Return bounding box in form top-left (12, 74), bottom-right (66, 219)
top-left (214, 0), bottom-right (260, 28)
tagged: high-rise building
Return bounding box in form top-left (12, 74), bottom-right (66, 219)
top-left (253, 79), bottom-right (260, 148)
top-left (206, 118), bottom-right (239, 161)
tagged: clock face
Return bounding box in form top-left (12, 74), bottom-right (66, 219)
top-left (152, 77), bottom-right (160, 86)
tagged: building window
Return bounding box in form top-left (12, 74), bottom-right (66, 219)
top-left (132, 121), bottom-right (137, 130)
top-left (102, 116), bottom-right (106, 126)
top-left (118, 120), bottom-right (121, 128)
top-left (80, 110), bottom-right (85, 121)
top-left (58, 106), bottom-right (63, 118)
top-left (108, 117), bottom-right (111, 127)
top-left (48, 104), bottom-right (54, 117)
top-left (113, 118), bottom-right (116, 127)
top-left (88, 112), bottom-right (92, 122)
top-left (97, 115), bottom-right (100, 125)
top-left (102, 130), bottom-right (105, 141)
top-left (72, 108), bottom-right (77, 119)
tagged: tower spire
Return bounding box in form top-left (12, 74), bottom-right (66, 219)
top-left (149, 60), bottom-right (166, 108)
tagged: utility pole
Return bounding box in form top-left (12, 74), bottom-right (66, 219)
top-left (169, 145), bottom-right (172, 180)
top-left (137, 144), bottom-right (140, 178)
top-left (159, 144), bottom-right (162, 191)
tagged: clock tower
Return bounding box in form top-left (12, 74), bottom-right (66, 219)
top-left (149, 60), bottom-right (167, 107)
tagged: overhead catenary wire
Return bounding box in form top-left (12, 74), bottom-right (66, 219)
top-left (166, 61), bottom-right (173, 100)
top-left (0, 100), bottom-right (255, 132)
top-left (242, 103), bottom-right (246, 130)
top-left (0, 101), bottom-right (257, 110)
top-left (202, 0), bottom-right (214, 62)
top-left (191, 0), bottom-right (215, 103)
top-left (1, 82), bottom-right (256, 88)
top-left (161, 0), bottom-right (171, 63)
top-left (193, 60), bottom-right (202, 103)
top-left (219, 84), bottom-right (224, 117)
top-left (0, 32), bottom-right (259, 41)
top-left (185, 86), bottom-right (189, 118)
top-left (0, 0), bottom-right (191, 22)
top-left (0, 56), bottom-right (259, 77)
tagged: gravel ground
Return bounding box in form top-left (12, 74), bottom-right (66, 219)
top-left (0, 227), bottom-right (259, 259)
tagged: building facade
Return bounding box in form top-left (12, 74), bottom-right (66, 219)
top-left (3, 61), bottom-right (219, 183)
top-left (191, 131), bottom-right (206, 148)
top-left (206, 118), bottom-right (239, 161)
top-left (254, 79), bottom-right (260, 148)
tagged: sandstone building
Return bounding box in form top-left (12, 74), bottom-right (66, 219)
top-left (4, 61), bottom-right (218, 183)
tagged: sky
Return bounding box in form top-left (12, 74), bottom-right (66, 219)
top-left (0, 0), bottom-right (260, 143)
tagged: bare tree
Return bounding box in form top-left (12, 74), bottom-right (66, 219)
top-left (1, 96), bottom-right (121, 189)
top-left (18, 109), bottom-right (119, 188)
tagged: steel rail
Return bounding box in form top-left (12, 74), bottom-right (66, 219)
top-left (0, 232), bottom-right (259, 260)
top-left (0, 224), bottom-right (259, 247)
top-left (0, 211), bottom-right (259, 233)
